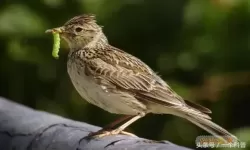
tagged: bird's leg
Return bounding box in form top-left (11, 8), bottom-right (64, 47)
top-left (92, 113), bottom-right (145, 138)
top-left (102, 115), bottom-right (134, 130)
top-left (88, 115), bottom-right (134, 137)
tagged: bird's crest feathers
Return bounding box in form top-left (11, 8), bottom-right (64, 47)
top-left (64, 14), bottom-right (96, 26)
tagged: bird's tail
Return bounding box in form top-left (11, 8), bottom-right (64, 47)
top-left (175, 110), bottom-right (238, 143)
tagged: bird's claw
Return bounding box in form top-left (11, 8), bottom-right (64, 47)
top-left (88, 129), bottom-right (137, 138)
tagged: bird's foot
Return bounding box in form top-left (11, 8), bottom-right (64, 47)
top-left (88, 129), bottom-right (137, 138)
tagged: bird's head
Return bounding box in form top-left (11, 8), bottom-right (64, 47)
top-left (46, 14), bottom-right (107, 49)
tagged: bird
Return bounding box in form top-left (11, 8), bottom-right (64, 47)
top-left (46, 14), bottom-right (238, 142)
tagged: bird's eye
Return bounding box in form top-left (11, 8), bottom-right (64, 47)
top-left (75, 27), bottom-right (83, 32)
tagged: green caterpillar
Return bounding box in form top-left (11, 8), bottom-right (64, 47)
top-left (52, 32), bottom-right (60, 59)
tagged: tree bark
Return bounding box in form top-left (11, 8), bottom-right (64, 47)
top-left (0, 97), bottom-right (192, 150)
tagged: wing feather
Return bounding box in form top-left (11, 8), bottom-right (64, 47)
top-left (82, 46), bottom-right (185, 107)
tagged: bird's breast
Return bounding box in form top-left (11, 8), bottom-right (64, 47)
top-left (67, 59), bottom-right (145, 115)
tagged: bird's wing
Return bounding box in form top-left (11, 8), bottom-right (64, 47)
top-left (80, 46), bottom-right (185, 107)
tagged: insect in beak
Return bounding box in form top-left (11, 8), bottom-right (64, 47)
top-left (45, 27), bottom-right (64, 59)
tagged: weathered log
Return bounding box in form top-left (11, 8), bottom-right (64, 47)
top-left (0, 97), bottom-right (191, 150)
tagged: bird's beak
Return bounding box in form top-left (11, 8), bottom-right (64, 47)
top-left (45, 27), bottom-right (64, 34)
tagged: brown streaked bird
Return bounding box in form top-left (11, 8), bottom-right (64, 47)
top-left (46, 14), bottom-right (237, 141)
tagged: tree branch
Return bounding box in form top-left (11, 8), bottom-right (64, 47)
top-left (0, 97), bottom-right (192, 150)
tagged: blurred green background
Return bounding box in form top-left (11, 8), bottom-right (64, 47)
top-left (0, 0), bottom-right (250, 149)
